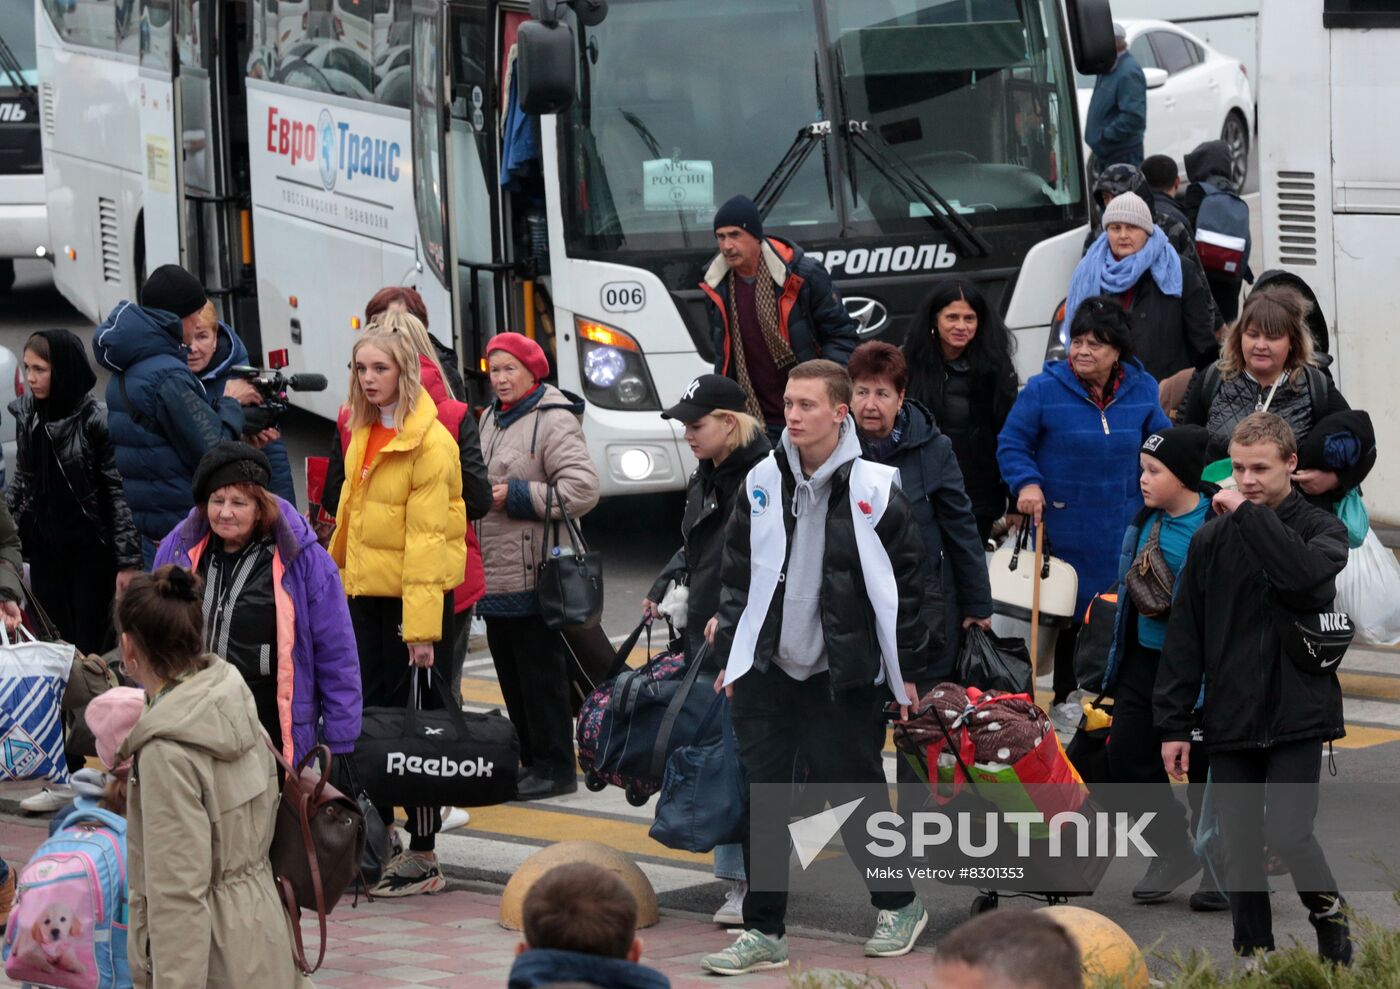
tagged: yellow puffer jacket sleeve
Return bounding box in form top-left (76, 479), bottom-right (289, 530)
top-left (401, 422), bottom-right (466, 642)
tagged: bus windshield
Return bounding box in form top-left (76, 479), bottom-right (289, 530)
top-left (561, 0), bottom-right (1082, 256)
top-left (0, 2), bottom-right (37, 85)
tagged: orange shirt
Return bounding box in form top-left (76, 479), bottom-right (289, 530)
top-left (361, 423), bottom-right (396, 481)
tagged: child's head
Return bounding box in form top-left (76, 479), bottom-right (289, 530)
top-left (1139, 425), bottom-right (1209, 508)
top-left (518, 863), bottom-right (643, 962)
top-left (84, 686), bottom-right (146, 816)
top-left (930, 911), bottom-right (1082, 989)
top-left (23, 330), bottom-right (97, 408)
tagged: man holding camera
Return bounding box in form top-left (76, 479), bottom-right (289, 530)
top-left (92, 264), bottom-right (266, 566)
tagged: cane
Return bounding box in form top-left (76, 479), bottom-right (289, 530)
top-left (1030, 519), bottom-right (1045, 674)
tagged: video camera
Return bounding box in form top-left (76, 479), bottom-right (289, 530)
top-left (231, 348), bottom-right (328, 434)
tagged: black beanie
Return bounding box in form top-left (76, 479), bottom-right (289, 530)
top-left (141, 264), bottom-right (207, 319)
top-left (713, 195), bottom-right (764, 242)
top-left (1141, 425), bottom-right (1210, 492)
top-left (192, 441), bottom-right (273, 504)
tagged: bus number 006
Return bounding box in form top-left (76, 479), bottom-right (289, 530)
top-left (601, 282), bottom-right (646, 314)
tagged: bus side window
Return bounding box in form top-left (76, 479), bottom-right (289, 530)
top-left (46, 0), bottom-right (116, 51)
top-left (138, 0), bottom-right (173, 71)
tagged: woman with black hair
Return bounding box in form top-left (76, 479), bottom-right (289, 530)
top-left (997, 298), bottom-right (1170, 711)
top-left (904, 279), bottom-right (1019, 543)
top-left (9, 330), bottom-right (141, 652)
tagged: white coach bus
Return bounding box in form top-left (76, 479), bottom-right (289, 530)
top-left (1257, 0), bottom-right (1400, 522)
top-left (38, 0), bottom-right (1113, 495)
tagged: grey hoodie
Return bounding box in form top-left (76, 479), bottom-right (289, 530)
top-left (774, 418), bottom-right (864, 680)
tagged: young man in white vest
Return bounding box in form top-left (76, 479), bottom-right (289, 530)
top-left (700, 359), bottom-right (929, 975)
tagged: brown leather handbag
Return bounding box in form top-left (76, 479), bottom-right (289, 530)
top-left (266, 741), bottom-right (366, 974)
top-left (1124, 517), bottom-right (1175, 619)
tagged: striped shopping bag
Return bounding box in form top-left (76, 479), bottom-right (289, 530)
top-left (0, 626), bottom-right (72, 783)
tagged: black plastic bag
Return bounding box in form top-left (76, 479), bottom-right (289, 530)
top-left (956, 626), bottom-right (1033, 695)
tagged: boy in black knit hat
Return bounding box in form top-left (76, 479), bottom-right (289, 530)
top-left (1100, 424), bottom-right (1222, 909)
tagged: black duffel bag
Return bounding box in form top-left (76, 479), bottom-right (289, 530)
top-left (354, 669), bottom-right (519, 808)
top-left (593, 642), bottom-right (719, 787)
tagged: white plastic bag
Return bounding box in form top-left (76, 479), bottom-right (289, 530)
top-left (1335, 529), bottom-right (1400, 646)
top-left (0, 625), bottom-right (73, 783)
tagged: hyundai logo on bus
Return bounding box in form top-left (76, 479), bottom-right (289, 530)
top-left (265, 106), bottom-right (402, 193)
top-left (806, 243), bottom-right (958, 275)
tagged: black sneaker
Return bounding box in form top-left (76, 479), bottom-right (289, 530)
top-left (1132, 852), bottom-right (1202, 902)
top-left (1188, 871), bottom-right (1230, 912)
top-left (516, 771), bottom-right (579, 801)
top-left (1310, 897), bottom-right (1354, 966)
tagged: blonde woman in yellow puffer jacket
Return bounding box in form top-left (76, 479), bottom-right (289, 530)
top-left (329, 324), bottom-right (464, 897)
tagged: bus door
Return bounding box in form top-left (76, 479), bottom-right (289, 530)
top-left (141, 0), bottom-right (259, 349)
top-left (416, 1), bottom-right (551, 404)
top-left (137, 0), bottom-right (186, 284)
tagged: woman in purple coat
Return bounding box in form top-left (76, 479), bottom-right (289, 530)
top-left (154, 442), bottom-right (362, 764)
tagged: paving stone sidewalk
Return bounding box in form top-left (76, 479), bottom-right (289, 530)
top-left (0, 816), bottom-right (934, 988)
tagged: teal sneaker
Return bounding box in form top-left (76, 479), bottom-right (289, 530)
top-left (863, 898), bottom-right (929, 957)
top-left (700, 929), bottom-right (790, 975)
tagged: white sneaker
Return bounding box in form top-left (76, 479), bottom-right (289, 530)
top-left (20, 785), bottom-right (74, 814)
top-left (712, 880), bottom-right (747, 926)
top-left (1050, 700), bottom-right (1083, 740)
top-left (440, 807), bottom-right (471, 831)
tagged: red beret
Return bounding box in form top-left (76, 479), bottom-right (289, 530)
top-left (485, 332), bottom-right (550, 382)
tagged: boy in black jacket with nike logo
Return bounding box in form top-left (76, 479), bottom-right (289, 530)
top-left (1155, 412), bottom-right (1352, 965)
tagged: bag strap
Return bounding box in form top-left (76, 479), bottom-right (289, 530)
top-left (117, 374), bottom-right (165, 438)
top-left (608, 616), bottom-right (652, 680)
top-left (540, 482), bottom-right (589, 557)
top-left (264, 737), bottom-right (333, 974)
top-left (648, 643), bottom-right (711, 779)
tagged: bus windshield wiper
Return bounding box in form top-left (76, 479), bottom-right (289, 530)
top-left (0, 35), bottom-right (37, 108)
top-left (844, 120), bottom-right (992, 258)
top-left (754, 120), bottom-right (832, 219)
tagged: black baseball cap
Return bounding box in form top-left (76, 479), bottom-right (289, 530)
top-left (661, 374), bottom-right (749, 422)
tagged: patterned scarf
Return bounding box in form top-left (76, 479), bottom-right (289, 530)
top-left (727, 260), bottom-right (796, 420)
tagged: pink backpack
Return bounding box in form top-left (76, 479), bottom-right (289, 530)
top-left (2, 805), bottom-right (129, 989)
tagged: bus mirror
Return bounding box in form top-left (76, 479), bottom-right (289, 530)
top-left (574, 0), bottom-right (608, 28)
top-left (1064, 0), bottom-right (1115, 76)
top-left (517, 20), bottom-right (576, 115)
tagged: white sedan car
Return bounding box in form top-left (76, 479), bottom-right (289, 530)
top-left (1077, 19), bottom-right (1254, 187)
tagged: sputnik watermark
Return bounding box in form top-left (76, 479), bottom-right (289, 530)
top-left (787, 797), bottom-right (1158, 871)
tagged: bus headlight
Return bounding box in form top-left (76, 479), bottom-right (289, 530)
top-left (575, 317), bottom-right (661, 411)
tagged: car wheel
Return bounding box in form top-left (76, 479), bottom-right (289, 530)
top-left (1222, 111), bottom-right (1249, 189)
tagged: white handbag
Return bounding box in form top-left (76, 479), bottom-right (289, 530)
top-left (989, 518), bottom-right (1078, 626)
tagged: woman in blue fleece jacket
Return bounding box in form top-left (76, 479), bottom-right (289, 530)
top-left (997, 297), bottom-right (1169, 706)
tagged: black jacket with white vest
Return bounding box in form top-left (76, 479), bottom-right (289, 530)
top-left (712, 432), bottom-right (929, 695)
top-left (1155, 491), bottom-right (1349, 752)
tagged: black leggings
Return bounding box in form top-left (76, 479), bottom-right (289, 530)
top-left (348, 593), bottom-right (453, 852)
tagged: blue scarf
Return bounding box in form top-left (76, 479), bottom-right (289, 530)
top-left (1062, 227), bottom-right (1182, 348)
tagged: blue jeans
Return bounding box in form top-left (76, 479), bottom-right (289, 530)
top-left (714, 843), bottom-right (745, 882)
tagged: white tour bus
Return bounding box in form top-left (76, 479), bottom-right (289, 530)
top-left (38, 0), bottom-right (1113, 495)
top-left (1, 2), bottom-right (46, 292)
top-left (1258, 0), bottom-right (1399, 522)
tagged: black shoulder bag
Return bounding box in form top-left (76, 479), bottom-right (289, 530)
top-left (536, 483), bottom-right (604, 630)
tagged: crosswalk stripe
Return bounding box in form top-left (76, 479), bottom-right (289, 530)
top-left (463, 804), bottom-right (711, 867)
